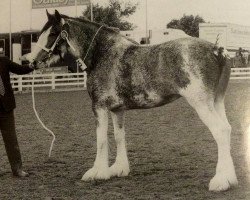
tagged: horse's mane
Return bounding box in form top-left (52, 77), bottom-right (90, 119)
top-left (62, 15), bottom-right (119, 33)
top-left (41, 13), bottom-right (139, 45)
top-left (62, 15), bottom-right (139, 45)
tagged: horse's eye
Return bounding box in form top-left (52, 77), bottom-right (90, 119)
top-left (49, 33), bottom-right (57, 37)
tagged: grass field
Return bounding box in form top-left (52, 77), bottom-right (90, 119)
top-left (0, 80), bottom-right (250, 199)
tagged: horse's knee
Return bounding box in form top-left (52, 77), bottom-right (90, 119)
top-left (114, 129), bottom-right (125, 143)
top-left (213, 122), bottom-right (231, 145)
top-left (219, 122), bottom-right (231, 134)
top-left (226, 123), bottom-right (232, 134)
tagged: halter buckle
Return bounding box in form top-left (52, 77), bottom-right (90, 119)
top-left (61, 30), bottom-right (68, 40)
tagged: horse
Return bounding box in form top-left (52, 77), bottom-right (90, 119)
top-left (26, 10), bottom-right (238, 191)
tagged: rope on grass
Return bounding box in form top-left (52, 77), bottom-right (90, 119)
top-left (32, 76), bottom-right (55, 157)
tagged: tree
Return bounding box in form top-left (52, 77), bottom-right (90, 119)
top-left (83, 0), bottom-right (138, 31)
top-left (167, 15), bottom-right (205, 37)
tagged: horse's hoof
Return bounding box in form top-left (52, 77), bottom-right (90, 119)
top-left (81, 167), bottom-right (111, 181)
top-left (110, 162), bottom-right (130, 177)
top-left (209, 172), bottom-right (238, 191)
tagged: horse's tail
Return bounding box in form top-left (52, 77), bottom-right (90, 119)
top-left (214, 47), bottom-right (231, 101)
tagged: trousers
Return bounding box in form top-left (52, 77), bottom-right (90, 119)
top-left (0, 110), bottom-right (22, 173)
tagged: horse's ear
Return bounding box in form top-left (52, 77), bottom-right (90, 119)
top-left (46, 9), bottom-right (52, 21)
top-left (55, 10), bottom-right (61, 23)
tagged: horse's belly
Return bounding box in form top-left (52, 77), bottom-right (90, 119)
top-left (126, 91), bottom-right (181, 109)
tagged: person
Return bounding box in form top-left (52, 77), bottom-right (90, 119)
top-left (0, 56), bottom-right (35, 177)
top-left (238, 47), bottom-right (245, 65)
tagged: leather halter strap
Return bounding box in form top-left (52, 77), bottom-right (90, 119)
top-left (35, 34), bottom-right (62, 56)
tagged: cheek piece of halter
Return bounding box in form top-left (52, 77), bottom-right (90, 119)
top-left (35, 29), bottom-right (76, 59)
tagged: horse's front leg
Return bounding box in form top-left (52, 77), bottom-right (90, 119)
top-left (82, 107), bottom-right (111, 181)
top-left (110, 110), bottom-right (130, 177)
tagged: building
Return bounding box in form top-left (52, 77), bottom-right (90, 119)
top-left (199, 23), bottom-right (250, 58)
top-left (0, 30), bottom-right (39, 64)
top-left (121, 28), bottom-right (190, 45)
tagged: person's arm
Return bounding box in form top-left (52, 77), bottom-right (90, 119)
top-left (6, 57), bottom-right (35, 75)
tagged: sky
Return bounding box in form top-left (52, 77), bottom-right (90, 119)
top-left (1, 0), bottom-right (250, 33)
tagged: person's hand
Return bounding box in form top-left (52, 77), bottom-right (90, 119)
top-left (19, 53), bottom-right (30, 61)
top-left (39, 61), bottom-right (48, 69)
top-left (29, 61), bottom-right (37, 70)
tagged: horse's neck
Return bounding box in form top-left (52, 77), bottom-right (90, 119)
top-left (67, 19), bottom-right (132, 67)
top-left (69, 21), bottom-right (107, 53)
top-left (66, 20), bottom-right (97, 57)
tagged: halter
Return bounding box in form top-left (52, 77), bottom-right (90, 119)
top-left (35, 24), bottom-right (104, 64)
top-left (35, 30), bottom-right (75, 58)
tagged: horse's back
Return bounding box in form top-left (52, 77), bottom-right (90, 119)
top-left (122, 37), bottom-right (222, 91)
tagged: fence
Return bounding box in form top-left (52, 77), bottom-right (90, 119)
top-left (9, 68), bottom-right (250, 93)
top-left (231, 68), bottom-right (250, 80)
top-left (10, 72), bottom-right (87, 92)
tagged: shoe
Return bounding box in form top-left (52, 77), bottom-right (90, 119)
top-left (13, 170), bottom-right (29, 177)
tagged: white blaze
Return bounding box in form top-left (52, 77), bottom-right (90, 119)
top-left (28, 27), bottom-right (51, 62)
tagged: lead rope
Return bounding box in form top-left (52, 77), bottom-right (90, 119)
top-left (32, 75), bottom-right (55, 157)
top-left (31, 25), bottom-right (103, 157)
top-left (83, 25), bottom-right (103, 61)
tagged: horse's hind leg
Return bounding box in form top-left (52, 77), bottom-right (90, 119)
top-left (184, 94), bottom-right (237, 191)
top-left (110, 110), bottom-right (130, 177)
top-left (214, 97), bottom-right (231, 133)
top-left (82, 107), bottom-right (111, 181)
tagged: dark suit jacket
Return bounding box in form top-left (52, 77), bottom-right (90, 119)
top-left (0, 56), bottom-right (33, 112)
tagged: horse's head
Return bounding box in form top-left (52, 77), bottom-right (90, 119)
top-left (27, 10), bottom-right (73, 66)
top-left (28, 10), bottom-right (125, 71)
